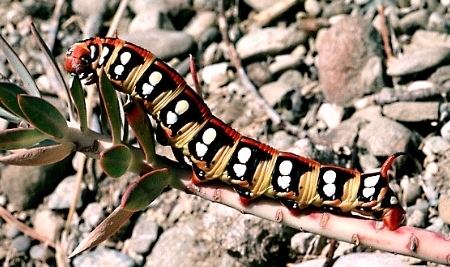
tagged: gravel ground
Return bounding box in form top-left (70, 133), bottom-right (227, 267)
top-left (0, 0), bottom-right (450, 266)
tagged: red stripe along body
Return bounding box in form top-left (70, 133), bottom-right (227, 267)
top-left (65, 37), bottom-right (405, 230)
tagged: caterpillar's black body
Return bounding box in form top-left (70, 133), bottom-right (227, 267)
top-left (65, 37), bottom-right (405, 230)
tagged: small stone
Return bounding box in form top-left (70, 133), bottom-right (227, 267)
top-left (410, 30), bottom-right (450, 48)
top-left (357, 116), bottom-right (415, 156)
top-left (422, 136), bottom-right (450, 156)
top-left (119, 30), bottom-right (194, 60)
top-left (72, 247), bottom-right (135, 267)
top-left (304, 0), bottom-right (322, 17)
top-left (438, 196), bottom-right (450, 224)
top-left (400, 176), bottom-right (422, 205)
top-left (268, 131), bottom-right (297, 151)
top-left (427, 12), bottom-right (449, 32)
top-left (387, 47), bottom-right (450, 76)
top-left (47, 175), bottom-right (85, 210)
top-left (242, 0), bottom-right (274, 11)
top-left (184, 11), bottom-right (217, 43)
top-left (29, 244), bottom-right (54, 261)
top-left (201, 62), bottom-right (230, 85)
top-left (333, 252), bottom-right (411, 267)
top-left (81, 202), bottom-right (105, 228)
top-left (317, 16), bottom-right (384, 106)
top-left (71, 0), bottom-right (111, 16)
top-left (290, 232), bottom-right (315, 254)
top-left (128, 9), bottom-right (174, 32)
top-left (12, 235), bottom-right (31, 253)
top-left (259, 80), bottom-right (294, 107)
top-left (441, 121), bottom-right (450, 141)
top-left (382, 102), bottom-right (439, 122)
top-left (33, 209), bottom-right (65, 242)
top-left (128, 215), bottom-right (159, 254)
top-left (236, 27), bottom-right (307, 60)
top-left (398, 9), bottom-right (430, 34)
top-left (0, 160), bottom-right (71, 210)
top-left (316, 103), bottom-right (344, 129)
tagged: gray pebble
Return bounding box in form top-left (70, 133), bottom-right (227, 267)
top-left (422, 136), bottom-right (450, 156)
top-left (72, 247), bottom-right (135, 267)
top-left (398, 9), bottom-right (430, 34)
top-left (119, 30), bottom-right (194, 60)
top-left (357, 116), bottom-right (414, 156)
top-left (32, 209), bottom-right (65, 242)
top-left (259, 80), bottom-right (294, 107)
top-left (317, 16), bottom-right (384, 106)
top-left (387, 46), bottom-right (450, 76)
top-left (47, 175), bottom-right (85, 210)
top-left (29, 244), bottom-right (54, 261)
top-left (242, 0), bottom-right (274, 11)
top-left (184, 11), bottom-right (217, 43)
top-left (304, 0), bottom-right (322, 17)
top-left (382, 102), bottom-right (439, 122)
top-left (236, 27), bottom-right (307, 60)
top-left (427, 12), bottom-right (449, 32)
top-left (128, 215), bottom-right (159, 254)
top-left (333, 252), bottom-right (412, 267)
top-left (81, 202), bottom-right (105, 228)
top-left (71, 0), bottom-right (111, 16)
top-left (12, 235), bottom-right (31, 253)
top-left (438, 195), bottom-right (450, 224)
top-left (400, 176), bottom-right (422, 205)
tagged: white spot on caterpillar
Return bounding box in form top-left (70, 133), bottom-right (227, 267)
top-left (323, 183), bottom-right (336, 197)
top-left (166, 111), bottom-right (177, 125)
top-left (89, 45), bottom-right (96, 59)
top-left (323, 170), bottom-right (336, 184)
top-left (114, 65), bottom-right (124, 76)
top-left (390, 196), bottom-right (398, 205)
top-left (279, 160), bottom-right (293, 175)
top-left (237, 147), bottom-right (251, 163)
top-left (99, 46), bottom-right (110, 65)
top-left (364, 175), bottom-right (379, 187)
top-left (277, 175), bottom-right (291, 189)
top-left (233, 163), bottom-right (246, 177)
top-left (120, 51), bottom-right (132, 65)
top-left (149, 71), bottom-right (162, 85)
top-left (142, 83), bottom-right (154, 95)
top-left (362, 187), bottom-right (375, 198)
top-left (196, 142), bottom-right (208, 157)
top-left (202, 128), bottom-right (216, 145)
top-left (175, 100), bottom-right (189, 115)
top-left (183, 155), bottom-right (192, 166)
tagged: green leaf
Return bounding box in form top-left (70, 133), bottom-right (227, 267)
top-left (69, 75), bottom-right (88, 132)
top-left (0, 35), bottom-right (40, 97)
top-left (0, 82), bottom-right (28, 119)
top-left (0, 142), bottom-right (75, 166)
top-left (17, 94), bottom-right (68, 139)
top-left (0, 128), bottom-right (47, 150)
top-left (121, 168), bottom-right (170, 211)
top-left (99, 144), bottom-right (131, 178)
top-left (99, 69), bottom-right (122, 144)
top-left (124, 101), bottom-right (156, 163)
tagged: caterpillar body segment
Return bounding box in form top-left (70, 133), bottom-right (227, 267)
top-left (65, 37), bottom-right (405, 230)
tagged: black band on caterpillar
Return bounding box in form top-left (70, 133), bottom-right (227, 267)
top-left (65, 37), bottom-right (405, 230)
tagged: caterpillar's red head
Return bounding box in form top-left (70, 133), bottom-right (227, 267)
top-left (65, 43), bottom-right (91, 74)
top-left (64, 38), bottom-right (102, 84)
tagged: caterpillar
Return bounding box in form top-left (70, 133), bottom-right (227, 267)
top-left (64, 37), bottom-right (405, 230)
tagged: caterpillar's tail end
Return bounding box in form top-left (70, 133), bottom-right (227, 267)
top-left (382, 206), bottom-right (405, 230)
top-left (380, 152), bottom-right (405, 179)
